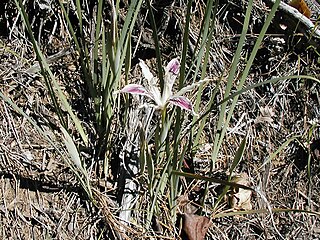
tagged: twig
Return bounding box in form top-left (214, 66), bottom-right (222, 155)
top-left (264, 0), bottom-right (320, 49)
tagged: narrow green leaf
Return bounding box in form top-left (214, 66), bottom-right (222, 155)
top-left (145, 0), bottom-right (163, 90)
top-left (15, 0), bottom-right (88, 145)
top-left (185, 75), bottom-right (320, 137)
top-left (213, 134), bottom-right (248, 210)
top-left (260, 134), bottom-right (301, 169)
top-left (61, 127), bottom-right (83, 170)
top-left (172, 170), bottom-right (254, 191)
top-left (229, 134), bottom-right (247, 175)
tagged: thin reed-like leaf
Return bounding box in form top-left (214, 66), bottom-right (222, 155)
top-left (185, 75), bottom-right (320, 138)
top-left (214, 134), bottom-right (248, 210)
top-left (172, 170), bottom-right (255, 191)
top-left (0, 91), bottom-right (92, 200)
top-left (211, 0), bottom-right (254, 167)
top-left (15, 0), bottom-right (88, 145)
top-left (145, 0), bottom-right (164, 90)
top-left (215, 0), bottom-right (281, 163)
top-left (61, 127), bottom-right (83, 170)
top-left (260, 134), bottom-right (301, 169)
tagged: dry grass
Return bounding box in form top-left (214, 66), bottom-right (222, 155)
top-left (1, 0), bottom-right (320, 239)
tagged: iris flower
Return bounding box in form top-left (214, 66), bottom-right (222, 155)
top-left (116, 58), bottom-right (206, 116)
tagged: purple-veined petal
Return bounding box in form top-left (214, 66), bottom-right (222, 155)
top-left (118, 84), bottom-right (150, 96)
top-left (169, 96), bottom-right (198, 116)
top-left (139, 59), bottom-right (154, 81)
top-left (164, 58), bottom-right (180, 95)
top-left (169, 96), bottom-right (192, 111)
top-left (165, 58), bottom-right (180, 75)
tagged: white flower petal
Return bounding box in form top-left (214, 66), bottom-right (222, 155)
top-left (116, 84), bottom-right (151, 97)
top-left (165, 58), bottom-right (180, 75)
top-left (139, 59), bottom-right (154, 81)
top-left (175, 79), bottom-right (209, 97)
top-left (163, 58), bottom-right (180, 101)
top-left (148, 85), bottom-right (163, 107)
top-left (169, 96), bottom-right (198, 116)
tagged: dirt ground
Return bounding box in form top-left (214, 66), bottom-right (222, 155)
top-left (1, 0), bottom-right (320, 239)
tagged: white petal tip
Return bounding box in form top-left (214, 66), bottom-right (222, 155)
top-left (139, 59), bottom-right (154, 81)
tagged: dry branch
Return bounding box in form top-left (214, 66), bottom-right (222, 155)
top-left (264, 0), bottom-right (320, 50)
